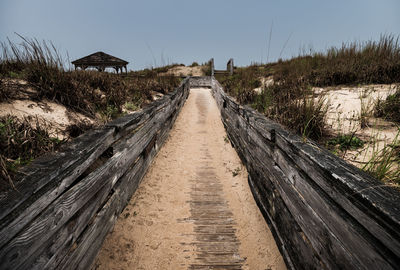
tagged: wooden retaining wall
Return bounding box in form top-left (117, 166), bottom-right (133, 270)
top-left (210, 77), bottom-right (400, 270)
top-left (189, 76), bottom-right (212, 88)
top-left (0, 78), bottom-right (190, 270)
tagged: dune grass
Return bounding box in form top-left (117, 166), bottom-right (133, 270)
top-left (272, 34), bottom-right (400, 86)
top-left (362, 130), bottom-right (400, 185)
top-left (216, 65), bottom-right (329, 140)
top-left (0, 36), bottom-right (180, 118)
top-left (0, 115), bottom-right (64, 190)
top-left (216, 34), bottom-right (400, 141)
top-left (0, 35), bottom-right (181, 189)
top-left (375, 86), bottom-right (400, 124)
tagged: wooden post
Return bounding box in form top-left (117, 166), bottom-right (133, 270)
top-left (210, 58), bottom-right (215, 76)
top-left (227, 58), bottom-right (234, 75)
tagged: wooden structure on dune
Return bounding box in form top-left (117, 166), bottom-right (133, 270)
top-left (72, 51), bottom-right (128, 73)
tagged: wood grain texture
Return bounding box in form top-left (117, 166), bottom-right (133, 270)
top-left (2, 76), bottom-right (398, 270)
top-left (0, 78), bottom-right (190, 270)
top-left (0, 127), bottom-right (116, 249)
top-left (211, 76), bottom-right (400, 270)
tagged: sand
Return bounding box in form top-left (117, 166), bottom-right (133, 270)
top-left (0, 99), bottom-right (94, 138)
top-left (254, 77), bottom-right (274, 94)
top-left (93, 88), bottom-right (286, 270)
top-left (316, 84), bottom-right (399, 167)
top-left (160, 65), bottom-right (205, 77)
top-left (0, 79), bottom-right (94, 138)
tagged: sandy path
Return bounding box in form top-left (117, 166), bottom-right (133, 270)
top-left (93, 88), bottom-right (286, 270)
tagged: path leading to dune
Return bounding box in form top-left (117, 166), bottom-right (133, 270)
top-left (93, 88), bottom-right (286, 270)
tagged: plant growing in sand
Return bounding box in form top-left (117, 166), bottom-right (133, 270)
top-left (359, 87), bottom-right (375, 128)
top-left (375, 85), bottom-right (400, 124)
top-left (255, 84), bottom-right (329, 140)
top-left (232, 167), bottom-right (241, 177)
top-left (362, 130), bottom-right (400, 185)
top-left (0, 35), bottom-right (181, 189)
top-left (272, 34), bottom-right (400, 86)
top-left (327, 133), bottom-right (364, 152)
top-left (1, 35), bottom-right (181, 118)
top-left (0, 115), bottom-right (65, 190)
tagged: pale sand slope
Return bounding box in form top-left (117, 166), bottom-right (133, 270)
top-left (93, 88), bottom-right (286, 270)
top-left (0, 79), bottom-right (94, 139)
top-left (316, 84), bottom-right (399, 166)
top-left (0, 99), bottom-right (94, 138)
top-left (160, 65), bottom-right (205, 77)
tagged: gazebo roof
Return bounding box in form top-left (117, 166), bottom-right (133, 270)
top-left (72, 51), bottom-right (128, 67)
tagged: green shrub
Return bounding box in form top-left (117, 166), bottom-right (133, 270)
top-left (327, 134), bottom-right (364, 151)
top-left (375, 86), bottom-right (400, 124)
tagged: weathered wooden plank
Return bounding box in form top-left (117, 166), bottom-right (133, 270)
top-left (67, 84), bottom-right (188, 270)
top-left (226, 130), bottom-right (326, 268)
top-left (267, 153), bottom-right (364, 268)
top-left (0, 93), bottom-right (181, 269)
top-left (0, 78), bottom-right (189, 270)
top-left (59, 143), bottom-right (158, 270)
top-left (221, 77), bottom-right (400, 264)
top-left (0, 127), bottom-right (115, 222)
top-left (273, 147), bottom-right (396, 268)
top-left (232, 88), bottom-right (400, 233)
top-left (248, 166), bottom-right (323, 270)
top-left (231, 105), bottom-right (397, 268)
top-left (274, 134), bottom-right (400, 261)
top-left (247, 121), bottom-right (395, 267)
top-left (247, 175), bottom-right (295, 269)
top-left (189, 76), bottom-right (212, 88)
top-left (217, 108), bottom-right (324, 268)
top-left (69, 100), bottom-right (183, 269)
top-left (0, 127), bottom-right (116, 249)
top-left (278, 133), bottom-right (400, 224)
top-left (211, 78), bottom-right (400, 270)
top-left (18, 173), bottom-right (114, 270)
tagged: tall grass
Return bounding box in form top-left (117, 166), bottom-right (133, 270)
top-left (0, 116), bottom-right (64, 190)
top-left (216, 65), bottom-right (262, 104)
top-left (217, 65), bottom-right (328, 140)
top-left (0, 36), bottom-right (180, 118)
top-left (217, 34), bottom-right (400, 141)
top-left (362, 131), bottom-right (400, 185)
top-left (375, 86), bottom-right (400, 124)
top-left (272, 34), bottom-right (400, 86)
top-left (0, 35), bottom-right (181, 189)
top-left (253, 83), bottom-right (328, 140)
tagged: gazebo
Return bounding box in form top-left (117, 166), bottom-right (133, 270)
top-left (72, 51), bottom-right (128, 73)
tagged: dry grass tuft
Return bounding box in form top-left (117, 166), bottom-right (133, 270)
top-left (0, 35), bottom-right (180, 118)
top-left (272, 34), bottom-right (400, 86)
top-left (0, 115), bottom-right (64, 190)
top-left (375, 86), bottom-right (400, 124)
top-left (0, 35), bottom-right (181, 190)
top-left (217, 34), bottom-right (400, 141)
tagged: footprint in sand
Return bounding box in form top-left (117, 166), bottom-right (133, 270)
top-left (145, 220), bottom-right (154, 226)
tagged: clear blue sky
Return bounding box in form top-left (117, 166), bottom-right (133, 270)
top-left (1, 0), bottom-right (399, 70)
